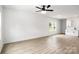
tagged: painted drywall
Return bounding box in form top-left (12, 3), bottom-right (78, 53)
top-left (2, 5), bottom-right (61, 43)
top-left (60, 19), bottom-right (66, 33)
top-left (0, 6), bottom-right (3, 52)
top-left (48, 5), bottom-right (79, 18)
top-left (0, 6), bottom-right (1, 40)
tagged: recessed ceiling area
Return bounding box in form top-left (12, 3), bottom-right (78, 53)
top-left (2, 5), bottom-right (79, 19)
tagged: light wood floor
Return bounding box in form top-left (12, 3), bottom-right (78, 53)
top-left (1, 34), bottom-right (79, 54)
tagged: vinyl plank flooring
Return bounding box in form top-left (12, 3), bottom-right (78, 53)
top-left (1, 34), bottom-right (79, 54)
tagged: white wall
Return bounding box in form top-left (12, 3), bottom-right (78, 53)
top-left (0, 6), bottom-right (3, 52)
top-left (60, 19), bottom-right (66, 33)
top-left (2, 5), bottom-right (61, 43)
top-left (2, 5), bottom-right (49, 43)
top-left (0, 6), bottom-right (1, 41)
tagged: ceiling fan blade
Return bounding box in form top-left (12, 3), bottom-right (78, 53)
top-left (47, 5), bottom-right (51, 8)
top-left (36, 10), bottom-right (42, 12)
top-left (36, 6), bottom-right (42, 9)
top-left (46, 9), bottom-right (54, 11)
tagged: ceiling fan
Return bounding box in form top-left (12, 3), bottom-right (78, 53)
top-left (36, 5), bottom-right (54, 12)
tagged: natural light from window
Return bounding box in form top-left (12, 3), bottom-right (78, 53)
top-left (49, 21), bottom-right (56, 32)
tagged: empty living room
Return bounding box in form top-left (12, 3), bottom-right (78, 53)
top-left (0, 5), bottom-right (79, 54)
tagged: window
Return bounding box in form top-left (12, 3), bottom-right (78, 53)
top-left (49, 21), bottom-right (56, 32)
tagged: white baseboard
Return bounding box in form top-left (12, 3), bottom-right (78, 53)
top-left (4, 33), bottom-right (53, 44)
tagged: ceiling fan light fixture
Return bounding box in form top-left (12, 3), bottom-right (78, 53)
top-left (41, 11), bottom-right (46, 14)
top-left (36, 5), bottom-right (53, 14)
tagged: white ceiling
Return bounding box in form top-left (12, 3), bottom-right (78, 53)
top-left (3, 5), bottom-right (79, 19)
top-left (47, 5), bottom-right (79, 19)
